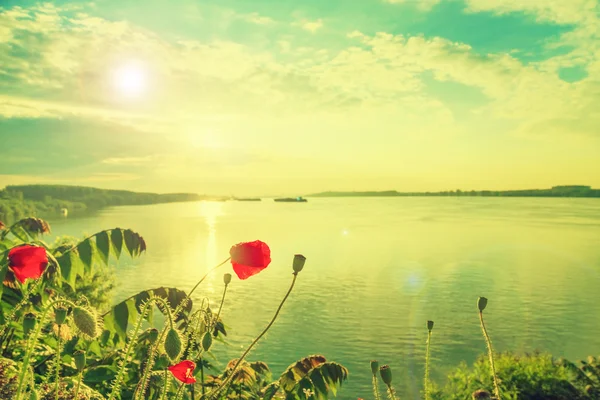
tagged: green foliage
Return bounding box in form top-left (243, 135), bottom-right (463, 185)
top-left (0, 216), bottom-right (347, 400)
top-left (270, 355), bottom-right (349, 399)
top-left (431, 352), bottom-right (600, 400)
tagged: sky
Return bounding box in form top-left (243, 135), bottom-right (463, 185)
top-left (0, 0), bottom-right (599, 196)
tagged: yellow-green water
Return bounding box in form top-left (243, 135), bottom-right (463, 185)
top-left (47, 197), bottom-right (600, 399)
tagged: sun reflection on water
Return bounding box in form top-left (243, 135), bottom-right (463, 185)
top-left (198, 200), bottom-right (224, 272)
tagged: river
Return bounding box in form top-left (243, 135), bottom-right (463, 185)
top-left (46, 197), bottom-right (600, 399)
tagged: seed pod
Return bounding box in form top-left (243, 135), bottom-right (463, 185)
top-left (477, 297), bottom-right (488, 312)
top-left (202, 331), bottom-right (213, 352)
top-left (73, 306), bottom-right (99, 338)
top-left (23, 313), bottom-right (36, 336)
top-left (164, 328), bottom-right (183, 361)
top-left (472, 389), bottom-right (492, 399)
top-left (293, 254), bottom-right (306, 273)
top-left (223, 273), bottom-right (232, 285)
top-left (370, 360), bottom-right (379, 376)
top-left (54, 306), bottom-right (68, 325)
top-left (427, 320), bottom-right (434, 331)
top-left (147, 328), bottom-right (159, 344)
top-left (74, 350), bottom-right (86, 372)
top-left (379, 365), bottom-right (393, 386)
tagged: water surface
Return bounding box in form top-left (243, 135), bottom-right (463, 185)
top-left (47, 197), bottom-right (600, 399)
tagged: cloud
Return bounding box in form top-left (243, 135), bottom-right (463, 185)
top-left (241, 12), bottom-right (275, 25)
top-left (383, 0), bottom-right (441, 11)
top-left (294, 18), bottom-right (324, 33)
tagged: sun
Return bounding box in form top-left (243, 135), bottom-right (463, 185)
top-left (112, 62), bottom-right (147, 97)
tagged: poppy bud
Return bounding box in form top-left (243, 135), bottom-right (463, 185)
top-left (427, 320), bottom-right (434, 331)
top-left (164, 328), bottom-right (183, 361)
top-left (379, 365), bottom-right (393, 386)
top-left (223, 273), bottom-right (232, 285)
top-left (370, 360), bottom-right (379, 376)
top-left (293, 254), bottom-right (306, 273)
top-left (74, 350), bottom-right (86, 372)
top-left (477, 297), bottom-right (488, 312)
top-left (23, 313), bottom-right (36, 336)
top-left (54, 306), bottom-right (68, 325)
top-left (73, 306), bottom-right (99, 338)
top-left (29, 390), bottom-right (39, 400)
top-left (148, 328), bottom-right (159, 344)
top-left (202, 331), bottom-right (213, 352)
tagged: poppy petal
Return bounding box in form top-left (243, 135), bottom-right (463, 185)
top-left (168, 360), bottom-right (197, 384)
top-left (8, 245), bottom-right (49, 284)
top-left (229, 240), bottom-right (271, 280)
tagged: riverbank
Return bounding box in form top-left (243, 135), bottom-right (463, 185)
top-left (0, 184), bottom-right (204, 223)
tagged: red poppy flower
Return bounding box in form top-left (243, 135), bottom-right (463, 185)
top-left (168, 360), bottom-right (197, 384)
top-left (229, 240), bottom-right (271, 280)
top-left (8, 245), bottom-right (49, 284)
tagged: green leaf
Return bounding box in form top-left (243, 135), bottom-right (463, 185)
top-left (278, 356), bottom-right (348, 399)
top-left (263, 382), bottom-right (281, 400)
top-left (57, 251), bottom-right (84, 287)
top-left (101, 287), bottom-right (192, 345)
top-left (111, 229), bottom-right (124, 257)
top-left (77, 239), bottom-right (94, 270)
top-left (95, 231), bottom-right (110, 264)
top-left (84, 366), bottom-right (117, 383)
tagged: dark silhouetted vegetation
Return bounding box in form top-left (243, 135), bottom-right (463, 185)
top-left (0, 185), bottom-right (203, 222)
top-left (310, 185), bottom-right (600, 198)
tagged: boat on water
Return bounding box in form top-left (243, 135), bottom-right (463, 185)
top-left (274, 197), bottom-right (308, 203)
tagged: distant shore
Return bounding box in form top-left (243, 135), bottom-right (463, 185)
top-left (308, 185), bottom-right (600, 198)
top-left (0, 184), bottom-right (206, 222)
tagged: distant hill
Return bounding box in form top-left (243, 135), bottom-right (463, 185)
top-left (0, 184), bottom-right (203, 222)
top-left (308, 186), bottom-right (600, 198)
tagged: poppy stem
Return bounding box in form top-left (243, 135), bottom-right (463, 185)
top-left (73, 371), bottom-right (83, 400)
top-left (15, 299), bottom-right (76, 400)
top-left (54, 324), bottom-right (61, 400)
top-left (213, 282), bottom-right (229, 330)
top-left (107, 299), bottom-right (155, 400)
top-left (206, 272), bottom-right (300, 399)
top-left (181, 258), bottom-right (231, 312)
top-left (424, 329), bottom-right (432, 400)
top-left (479, 311), bottom-right (501, 400)
top-left (160, 369), bottom-right (170, 400)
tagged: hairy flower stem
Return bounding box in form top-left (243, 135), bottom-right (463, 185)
top-left (74, 372), bottom-right (83, 400)
top-left (0, 280), bottom-right (40, 338)
top-left (207, 272), bottom-right (300, 399)
top-left (54, 325), bottom-right (62, 400)
top-left (386, 385), bottom-right (398, 400)
top-left (134, 298), bottom-right (175, 400)
top-left (134, 339), bottom-right (161, 400)
top-left (161, 369), bottom-right (170, 400)
top-left (108, 299), bottom-right (158, 400)
top-left (372, 376), bottom-right (382, 400)
top-left (424, 330), bottom-right (432, 400)
top-left (15, 299), bottom-right (73, 400)
top-left (200, 358), bottom-right (205, 397)
top-left (479, 311), bottom-right (501, 400)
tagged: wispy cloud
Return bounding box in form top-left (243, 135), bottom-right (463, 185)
top-left (294, 18), bottom-right (324, 33)
top-left (383, 0), bottom-right (441, 11)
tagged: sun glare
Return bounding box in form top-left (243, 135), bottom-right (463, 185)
top-left (112, 62), bottom-right (146, 97)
